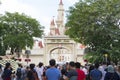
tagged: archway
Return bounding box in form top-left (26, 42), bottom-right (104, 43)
top-left (49, 47), bottom-right (71, 63)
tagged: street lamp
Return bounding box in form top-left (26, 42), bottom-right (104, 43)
top-left (104, 54), bottom-right (108, 63)
top-left (15, 49), bottom-right (22, 62)
top-left (25, 50), bottom-right (31, 65)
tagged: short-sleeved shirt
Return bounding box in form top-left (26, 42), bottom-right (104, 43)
top-left (67, 69), bottom-right (78, 80)
top-left (76, 69), bottom-right (86, 80)
top-left (3, 69), bottom-right (12, 80)
top-left (46, 67), bottom-right (61, 80)
top-left (90, 69), bottom-right (102, 80)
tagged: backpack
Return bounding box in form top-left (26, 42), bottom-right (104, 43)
top-left (31, 70), bottom-right (39, 80)
top-left (16, 68), bottom-right (22, 78)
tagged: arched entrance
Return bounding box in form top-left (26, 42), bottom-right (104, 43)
top-left (50, 47), bottom-right (71, 63)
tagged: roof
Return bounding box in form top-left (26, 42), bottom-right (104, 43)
top-left (50, 18), bottom-right (55, 26)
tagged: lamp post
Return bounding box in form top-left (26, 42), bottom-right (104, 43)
top-left (104, 54), bottom-right (108, 63)
top-left (15, 49), bottom-right (22, 62)
top-left (25, 50), bottom-right (31, 65)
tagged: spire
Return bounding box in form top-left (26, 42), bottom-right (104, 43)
top-left (59, 0), bottom-right (63, 5)
top-left (50, 17), bottom-right (55, 26)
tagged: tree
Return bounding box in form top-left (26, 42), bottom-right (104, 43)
top-left (0, 12), bottom-right (44, 55)
top-left (65, 0), bottom-right (120, 63)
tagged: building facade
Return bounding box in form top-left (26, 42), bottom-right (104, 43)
top-left (42, 0), bottom-right (85, 65)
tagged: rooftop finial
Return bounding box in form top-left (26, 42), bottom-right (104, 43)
top-left (50, 16), bottom-right (55, 26)
top-left (59, 0), bottom-right (63, 5)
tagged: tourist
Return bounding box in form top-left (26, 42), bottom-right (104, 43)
top-left (0, 64), bottom-right (3, 80)
top-left (104, 65), bottom-right (120, 80)
top-left (2, 62), bottom-right (12, 80)
top-left (86, 64), bottom-right (94, 80)
top-left (82, 66), bottom-right (88, 77)
top-left (90, 63), bottom-right (102, 80)
top-left (75, 62), bottom-right (86, 80)
top-left (65, 61), bottom-right (78, 80)
top-left (36, 62), bottom-right (44, 80)
top-left (26, 64), bottom-right (39, 80)
top-left (45, 59), bottom-right (61, 80)
top-left (60, 69), bottom-right (67, 80)
top-left (24, 66), bottom-right (30, 80)
top-left (98, 66), bottom-right (106, 80)
top-left (16, 63), bottom-right (24, 80)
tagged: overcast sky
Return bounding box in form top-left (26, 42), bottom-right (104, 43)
top-left (0, 0), bottom-right (78, 34)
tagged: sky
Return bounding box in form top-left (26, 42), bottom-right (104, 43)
top-left (0, 0), bottom-right (78, 34)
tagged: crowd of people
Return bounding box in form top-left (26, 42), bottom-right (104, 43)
top-left (0, 59), bottom-right (120, 80)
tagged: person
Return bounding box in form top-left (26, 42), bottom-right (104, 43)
top-left (86, 65), bottom-right (94, 80)
top-left (82, 66), bottom-right (88, 76)
top-left (75, 62), bottom-right (86, 80)
top-left (98, 66), bottom-right (106, 80)
top-left (42, 66), bottom-right (49, 80)
top-left (60, 69), bottom-right (67, 80)
top-left (16, 63), bottom-right (23, 80)
top-left (24, 66), bottom-right (30, 80)
top-left (2, 62), bottom-right (12, 80)
top-left (27, 64), bottom-right (39, 80)
top-left (65, 61), bottom-right (78, 80)
top-left (45, 59), bottom-right (61, 80)
top-left (36, 62), bottom-right (44, 80)
top-left (0, 64), bottom-right (3, 80)
top-left (90, 63), bottom-right (102, 80)
top-left (104, 65), bottom-right (120, 80)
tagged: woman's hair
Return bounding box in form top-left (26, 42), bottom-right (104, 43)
top-left (61, 69), bottom-right (67, 75)
top-left (30, 63), bottom-right (35, 70)
top-left (4, 62), bottom-right (11, 70)
top-left (89, 65), bottom-right (94, 73)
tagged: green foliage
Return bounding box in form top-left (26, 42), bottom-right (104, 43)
top-left (66, 0), bottom-right (120, 63)
top-left (0, 12), bottom-right (44, 55)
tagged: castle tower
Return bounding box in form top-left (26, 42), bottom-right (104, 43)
top-left (49, 18), bottom-right (56, 35)
top-left (56, 0), bottom-right (65, 35)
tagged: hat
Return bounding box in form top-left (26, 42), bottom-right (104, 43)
top-left (107, 65), bottom-right (114, 73)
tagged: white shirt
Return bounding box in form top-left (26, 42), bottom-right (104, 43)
top-left (35, 66), bottom-right (44, 80)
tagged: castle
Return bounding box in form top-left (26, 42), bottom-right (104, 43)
top-left (6, 0), bottom-right (85, 65)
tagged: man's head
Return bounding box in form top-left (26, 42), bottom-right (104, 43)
top-left (49, 59), bottom-right (56, 66)
top-left (69, 61), bottom-right (75, 69)
top-left (30, 63), bottom-right (35, 70)
top-left (94, 63), bottom-right (99, 69)
top-left (75, 62), bottom-right (81, 68)
top-left (38, 62), bottom-right (43, 68)
top-left (18, 63), bottom-right (23, 68)
top-left (5, 62), bottom-right (11, 68)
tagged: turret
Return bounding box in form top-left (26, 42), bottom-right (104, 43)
top-left (56, 0), bottom-right (65, 35)
top-left (49, 18), bottom-right (56, 35)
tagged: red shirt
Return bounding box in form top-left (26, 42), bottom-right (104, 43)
top-left (76, 69), bottom-right (86, 80)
